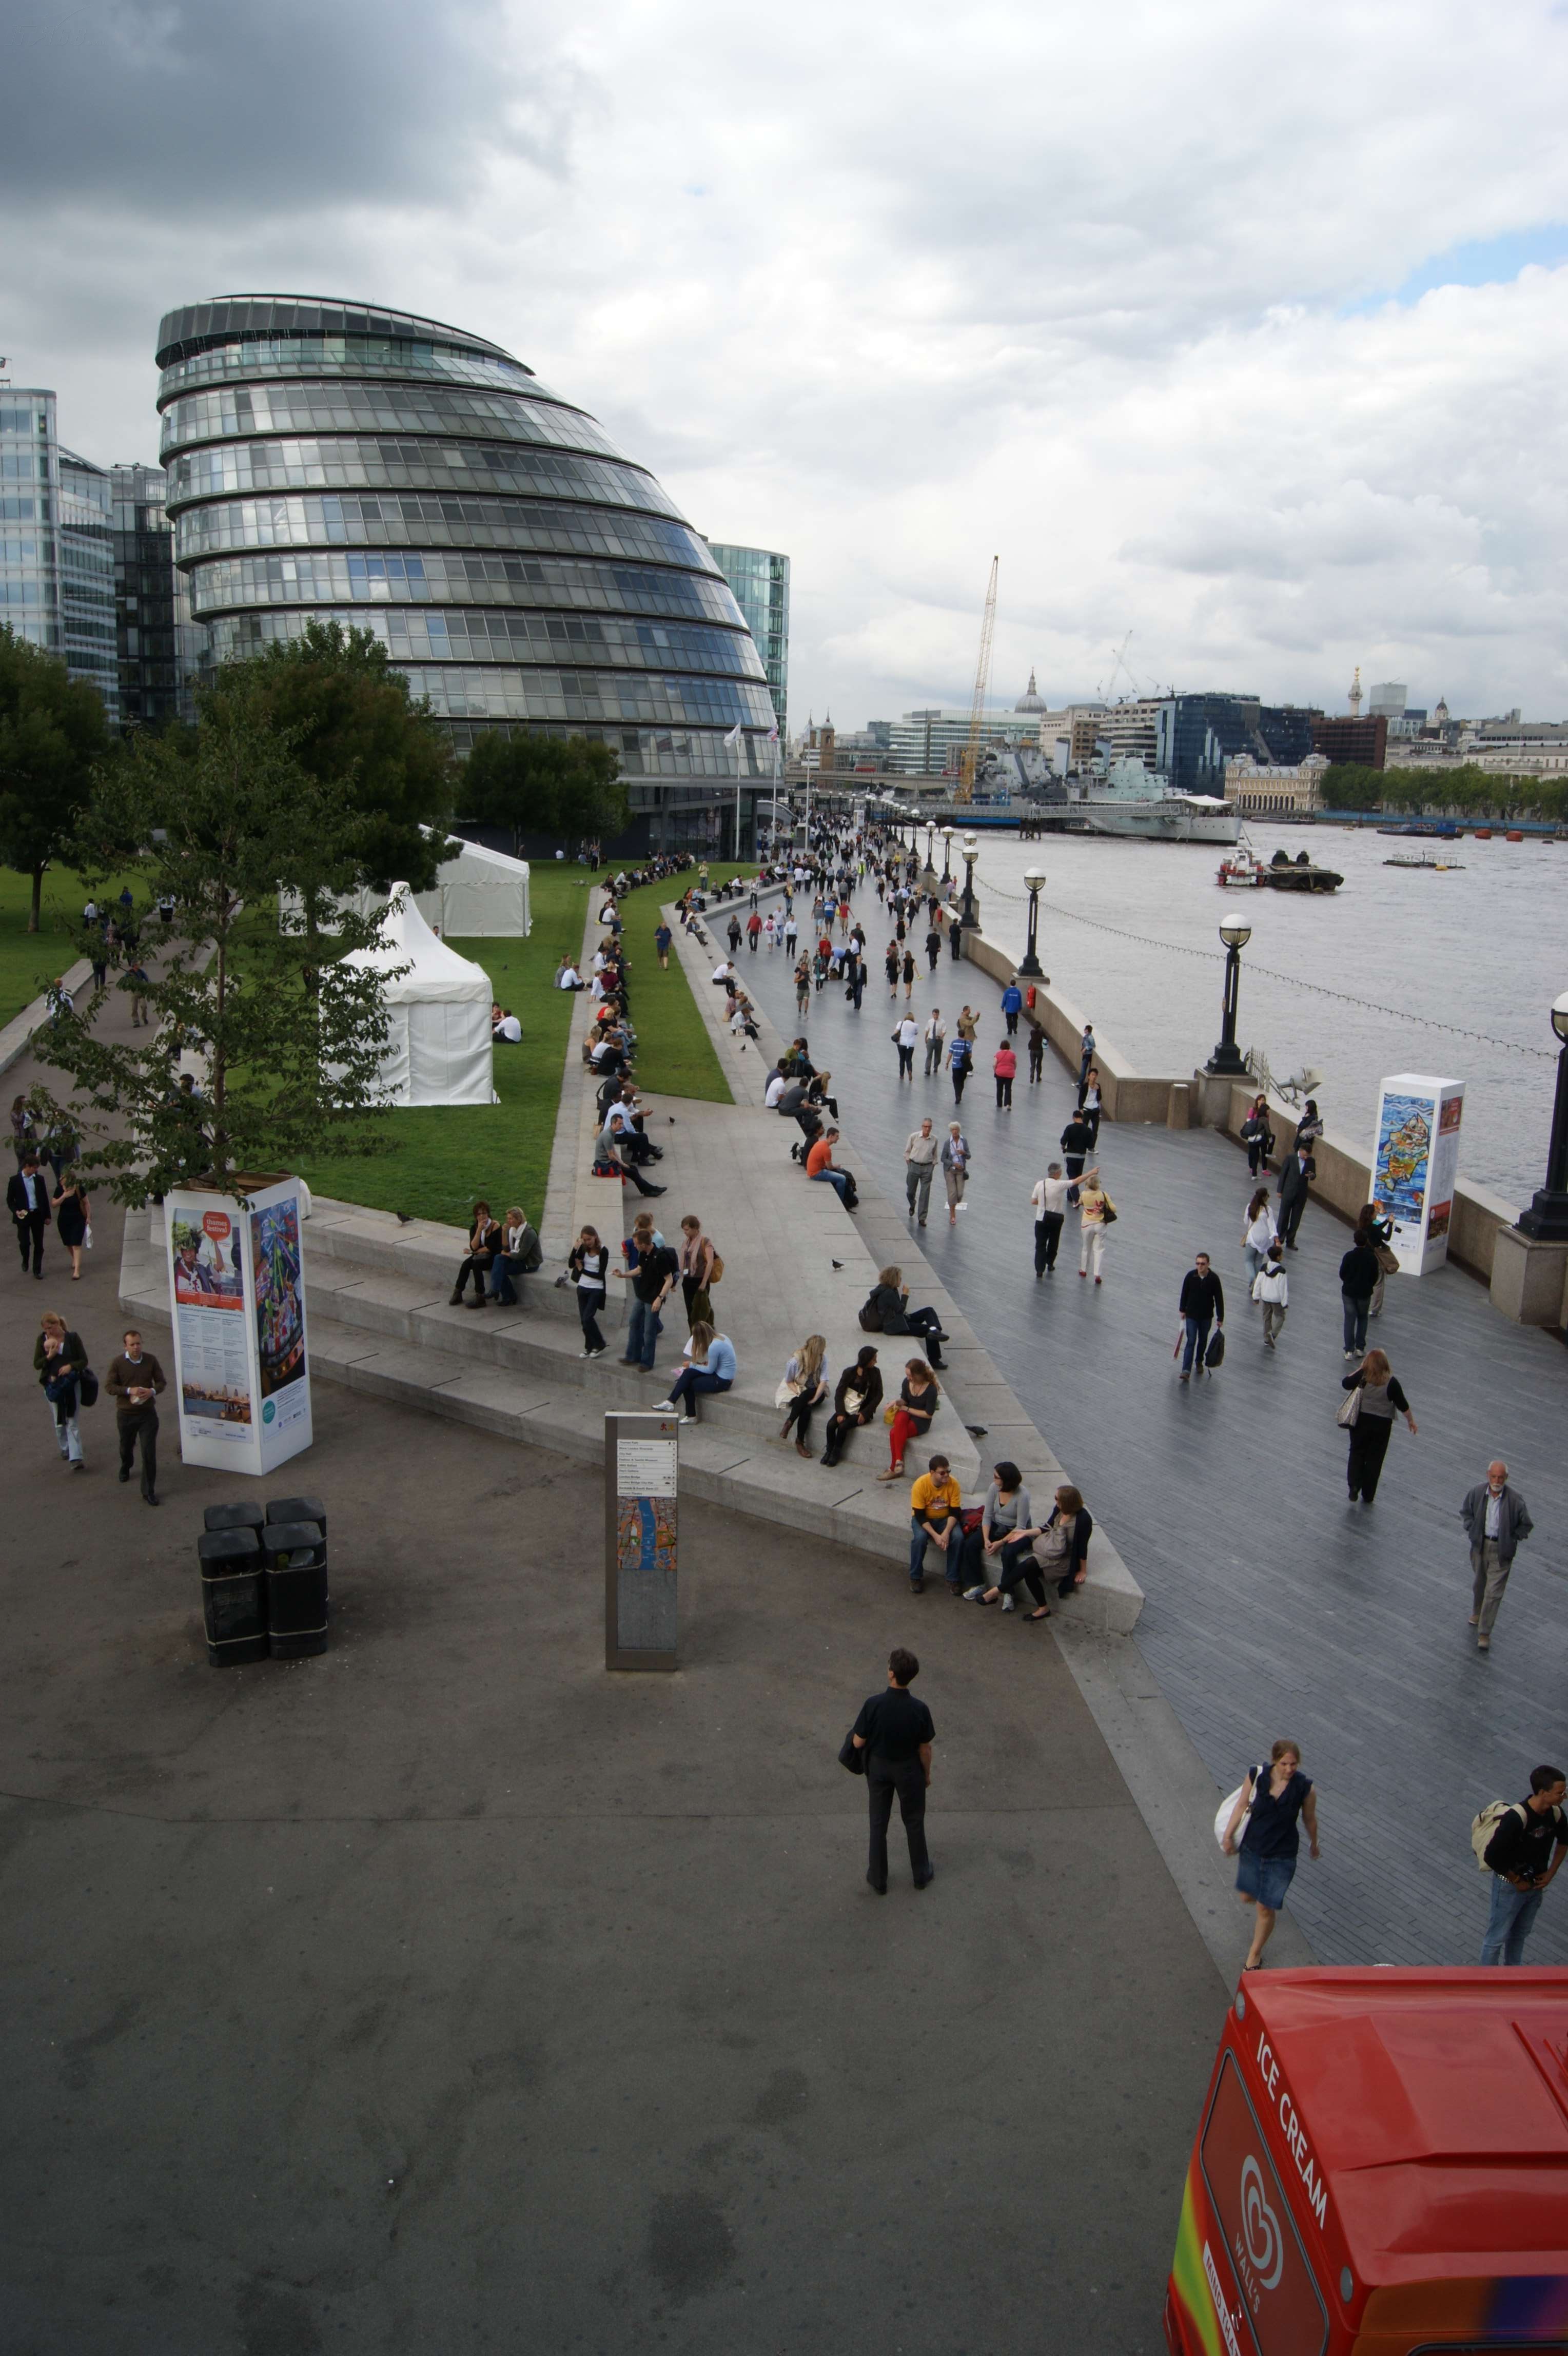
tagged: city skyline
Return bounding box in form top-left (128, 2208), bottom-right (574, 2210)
top-left (8, 2), bottom-right (1568, 730)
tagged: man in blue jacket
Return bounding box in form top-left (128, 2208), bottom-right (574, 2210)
top-left (1001, 979), bottom-right (1023, 1035)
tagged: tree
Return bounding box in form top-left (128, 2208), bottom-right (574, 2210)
top-left (461, 730), bottom-right (626, 857)
top-left (0, 623), bottom-right (112, 929)
top-left (36, 690), bottom-right (404, 1204)
top-left (203, 620), bottom-right (456, 892)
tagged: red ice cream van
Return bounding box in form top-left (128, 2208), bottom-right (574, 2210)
top-left (1166, 1970), bottom-right (1568, 2355)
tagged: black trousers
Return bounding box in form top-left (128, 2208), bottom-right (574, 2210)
top-left (1034, 1211), bottom-right (1063, 1272)
top-left (454, 1251), bottom-right (494, 1297)
top-left (577, 1287), bottom-right (606, 1352)
top-left (14, 1210), bottom-right (47, 1272)
top-left (1005, 1011), bottom-right (1018, 1034)
top-left (117, 1406), bottom-right (159, 1499)
top-left (995, 1076), bottom-right (1012, 1107)
top-left (781, 1391), bottom-right (818, 1447)
top-left (896, 1045), bottom-right (914, 1077)
top-left (867, 1757), bottom-right (930, 1888)
top-left (1346, 1414), bottom-right (1393, 1501)
top-left (1280, 1191), bottom-right (1306, 1245)
top-left (897, 1305), bottom-right (946, 1366)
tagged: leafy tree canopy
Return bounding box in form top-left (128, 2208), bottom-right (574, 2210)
top-left (1319, 760), bottom-right (1567, 821)
top-left (461, 729), bottom-right (626, 856)
top-left (0, 623), bottom-right (112, 929)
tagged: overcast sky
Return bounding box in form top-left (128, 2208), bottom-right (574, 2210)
top-left (9, 0), bottom-right (1568, 728)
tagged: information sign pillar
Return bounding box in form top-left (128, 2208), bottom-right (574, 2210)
top-left (604, 1411), bottom-right (679, 1671)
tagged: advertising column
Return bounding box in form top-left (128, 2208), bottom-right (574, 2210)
top-left (1370, 1073), bottom-right (1465, 1277)
top-left (165, 1176), bottom-right (312, 1476)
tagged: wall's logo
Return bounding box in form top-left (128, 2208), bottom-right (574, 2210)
top-left (262, 1399), bottom-right (276, 1424)
top-left (1240, 2156), bottom-right (1283, 2290)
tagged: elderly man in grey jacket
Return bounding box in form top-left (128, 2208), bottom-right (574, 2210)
top-left (1461, 1463), bottom-right (1534, 1652)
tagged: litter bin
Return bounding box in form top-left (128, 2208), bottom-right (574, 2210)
top-left (203, 1502), bottom-right (265, 1537)
top-left (199, 1526), bottom-right (267, 1667)
top-left (262, 1520), bottom-right (328, 1660)
top-left (266, 1495), bottom-right (327, 1539)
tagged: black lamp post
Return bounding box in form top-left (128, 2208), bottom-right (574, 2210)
top-left (940, 826), bottom-right (954, 884)
top-left (958, 833), bottom-right (980, 927)
top-left (1206, 904), bottom-right (1253, 1075)
top-left (925, 821), bottom-right (935, 871)
top-left (1019, 865), bottom-right (1046, 978)
top-left (1518, 989), bottom-right (1568, 1242)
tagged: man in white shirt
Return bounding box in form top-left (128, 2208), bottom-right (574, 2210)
top-left (904, 1118), bottom-right (939, 1226)
top-left (764, 1069), bottom-right (788, 1109)
top-left (494, 1009), bottom-right (522, 1044)
top-left (893, 1013), bottom-right (920, 1080)
top-left (555, 959), bottom-right (584, 990)
top-left (923, 1009), bottom-right (946, 1076)
top-left (1030, 1162), bottom-right (1071, 1278)
top-left (711, 958), bottom-right (736, 990)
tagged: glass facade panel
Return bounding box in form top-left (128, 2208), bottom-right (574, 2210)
top-left (156, 295), bottom-right (772, 812)
top-left (0, 397), bottom-right (118, 724)
top-left (111, 462), bottom-right (182, 731)
top-left (706, 542), bottom-right (789, 734)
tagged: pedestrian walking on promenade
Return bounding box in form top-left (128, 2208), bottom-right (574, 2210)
top-left (1241, 1093), bottom-right (1274, 1178)
top-left (1060, 1110), bottom-right (1092, 1189)
top-left (727, 911), bottom-right (742, 954)
top-left (1077, 1067), bottom-right (1103, 1146)
top-left (923, 1008), bottom-right (946, 1075)
top-left (1277, 1145), bottom-right (1311, 1250)
top-left (1339, 1227), bottom-right (1380, 1360)
top-left (654, 1322), bottom-right (736, 1421)
top-left (925, 922), bottom-right (942, 972)
top-left (742, 908), bottom-right (760, 952)
top-left (1077, 1023), bottom-right (1095, 1091)
top-left (9, 1094), bottom-right (34, 1164)
top-left (677, 1215), bottom-right (718, 1327)
top-left (8, 1150), bottom-right (51, 1278)
top-left (763, 912), bottom-right (777, 952)
top-left (1001, 979), bottom-right (1023, 1035)
top-left (878, 1357), bottom-right (942, 1482)
top-left (1026, 1024), bottom-right (1045, 1084)
top-left (614, 1215), bottom-right (679, 1372)
top-left (1030, 1163), bottom-right (1069, 1275)
top-left (568, 1225), bottom-right (610, 1356)
top-left (1242, 1188), bottom-right (1277, 1286)
top-left (1292, 1100), bottom-right (1324, 1166)
top-left (1461, 1462), bottom-right (1534, 1652)
top-left (795, 958), bottom-right (811, 1018)
top-left (1340, 1348), bottom-right (1417, 1503)
top-left (35, 1310), bottom-right (89, 1471)
top-left (861, 1266), bottom-right (948, 1365)
top-left (777, 1332), bottom-right (829, 1457)
top-left (850, 1648), bottom-right (935, 1893)
top-left (902, 949), bottom-right (916, 1001)
top-left (1177, 1252), bottom-right (1224, 1380)
top-left (820, 1345), bottom-right (883, 1466)
top-left (905, 1118), bottom-right (938, 1225)
top-left (1361, 1199), bottom-right (1396, 1319)
top-left (1077, 1169), bottom-right (1113, 1282)
top-left (107, 1327), bottom-right (165, 1503)
top-left (893, 1012), bottom-right (919, 1079)
top-left (993, 1040), bottom-right (1016, 1109)
top-left (955, 1005), bottom-right (977, 1046)
top-left (1222, 1740), bottom-right (1319, 1972)
top-left (946, 1034), bottom-right (972, 1103)
top-left (884, 942), bottom-right (900, 999)
top-left (1251, 1241), bottom-right (1288, 1348)
top-left (783, 914), bottom-right (798, 956)
top-left (1477, 1765), bottom-right (1566, 1963)
top-left (940, 1123), bottom-right (971, 1224)
top-left (907, 1454), bottom-right (963, 1592)
top-left (959, 1461), bottom-right (1035, 1608)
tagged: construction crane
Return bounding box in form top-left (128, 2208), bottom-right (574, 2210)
top-left (955, 555), bottom-right (998, 802)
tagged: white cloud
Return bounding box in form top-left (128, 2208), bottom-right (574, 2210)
top-left (9, 0), bottom-right (1568, 722)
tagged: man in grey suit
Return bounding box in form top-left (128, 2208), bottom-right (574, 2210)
top-left (1277, 1147), bottom-right (1311, 1250)
top-left (1461, 1463), bottom-right (1534, 1652)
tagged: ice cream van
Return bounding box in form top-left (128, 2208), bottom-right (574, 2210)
top-left (1166, 1969), bottom-right (1568, 2354)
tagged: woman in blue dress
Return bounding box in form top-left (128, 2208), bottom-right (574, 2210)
top-left (1221, 1739), bottom-right (1320, 1972)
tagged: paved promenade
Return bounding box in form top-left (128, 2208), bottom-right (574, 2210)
top-left (734, 894), bottom-right (1568, 1969)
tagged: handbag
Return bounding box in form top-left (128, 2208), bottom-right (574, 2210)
top-left (1337, 1383), bottom-right (1362, 1427)
top-left (1374, 1241), bottom-right (1399, 1277)
top-left (1214, 1771), bottom-right (1263, 1851)
top-left (883, 1403), bottom-right (899, 1425)
top-left (1205, 1327), bottom-right (1225, 1369)
top-left (84, 1223), bottom-right (93, 1250)
top-left (774, 1376), bottom-right (801, 1408)
top-left (78, 1366), bottom-right (99, 1408)
top-left (841, 1388), bottom-right (865, 1418)
top-left (1100, 1198), bottom-right (1118, 1225)
top-left (838, 1727), bottom-right (867, 1776)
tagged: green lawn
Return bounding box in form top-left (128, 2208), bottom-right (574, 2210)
top-left (0, 866), bottom-right (135, 1027)
top-left (295, 860), bottom-right (742, 1230)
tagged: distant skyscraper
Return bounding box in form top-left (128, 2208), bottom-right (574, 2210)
top-left (1155, 694), bottom-right (1320, 794)
top-left (0, 389), bottom-right (119, 723)
top-left (111, 462), bottom-right (182, 731)
top-left (705, 543), bottom-right (789, 734)
top-left (1368, 681), bottom-right (1406, 719)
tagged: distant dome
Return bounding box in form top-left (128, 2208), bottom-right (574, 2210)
top-left (1014, 667), bottom-right (1046, 714)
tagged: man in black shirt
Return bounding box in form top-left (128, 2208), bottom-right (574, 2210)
top-left (1060, 1114), bottom-right (1092, 1184)
top-left (1177, 1253), bottom-right (1224, 1382)
top-left (851, 1647), bottom-right (935, 1894)
top-left (1481, 1763), bottom-right (1567, 1965)
top-left (618, 1228), bottom-right (679, 1373)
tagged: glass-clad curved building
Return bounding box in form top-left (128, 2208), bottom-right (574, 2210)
top-left (154, 294), bottom-right (775, 838)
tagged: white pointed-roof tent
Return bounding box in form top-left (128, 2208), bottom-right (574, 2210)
top-left (344, 888), bottom-right (495, 1107)
top-left (412, 837), bottom-right (531, 938)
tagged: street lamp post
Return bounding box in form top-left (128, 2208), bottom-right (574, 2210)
top-left (1206, 904), bottom-right (1253, 1076)
top-left (940, 826), bottom-right (954, 884)
top-left (925, 821), bottom-right (935, 872)
top-left (958, 832), bottom-right (980, 927)
top-left (1517, 988), bottom-right (1568, 1242)
top-left (1019, 866), bottom-right (1046, 978)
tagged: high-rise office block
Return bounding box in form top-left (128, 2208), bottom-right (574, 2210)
top-left (705, 543), bottom-right (788, 734)
top-left (0, 389), bottom-right (119, 723)
top-left (154, 294), bottom-right (773, 845)
top-left (1155, 694), bottom-right (1319, 794)
top-left (111, 462), bottom-right (182, 731)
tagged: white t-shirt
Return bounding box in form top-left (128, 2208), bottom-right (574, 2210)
top-left (712, 964), bottom-right (732, 985)
top-left (765, 1075), bottom-right (787, 1107)
top-left (1031, 1175), bottom-right (1071, 1216)
top-left (495, 1015), bottom-right (522, 1043)
top-left (896, 1017), bottom-right (919, 1047)
top-left (1245, 1209), bottom-right (1278, 1252)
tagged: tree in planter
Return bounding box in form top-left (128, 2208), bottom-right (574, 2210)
top-left (34, 694), bottom-right (406, 1205)
top-left (0, 623), bottom-right (112, 932)
top-left (461, 730), bottom-right (626, 858)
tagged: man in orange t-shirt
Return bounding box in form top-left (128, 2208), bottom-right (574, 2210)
top-left (807, 1127), bottom-right (852, 1206)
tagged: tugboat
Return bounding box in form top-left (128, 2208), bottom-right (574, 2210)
top-left (1259, 847), bottom-right (1343, 893)
top-left (1217, 838), bottom-right (1267, 887)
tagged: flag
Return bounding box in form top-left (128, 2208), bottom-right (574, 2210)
top-left (723, 722), bottom-right (743, 747)
top-left (767, 721), bottom-right (779, 743)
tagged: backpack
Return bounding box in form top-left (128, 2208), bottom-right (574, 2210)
top-left (1471, 1800), bottom-right (1526, 1872)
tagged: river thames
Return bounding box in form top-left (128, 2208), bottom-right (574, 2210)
top-left (947, 819), bottom-right (1564, 1205)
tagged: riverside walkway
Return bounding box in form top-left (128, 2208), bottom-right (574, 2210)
top-left (733, 899), bottom-right (1568, 1969)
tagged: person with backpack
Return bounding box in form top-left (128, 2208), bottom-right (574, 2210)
top-left (1221, 1739), bottom-right (1320, 1972)
top-left (1476, 1765), bottom-right (1567, 1965)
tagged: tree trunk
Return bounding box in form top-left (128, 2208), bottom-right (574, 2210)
top-left (28, 865), bottom-right (43, 933)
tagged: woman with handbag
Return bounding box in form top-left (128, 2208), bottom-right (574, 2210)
top-left (1241, 1187), bottom-right (1277, 1288)
top-left (877, 1359), bottom-right (941, 1482)
top-left (678, 1216), bottom-right (718, 1327)
top-left (1240, 1094), bottom-right (1273, 1178)
top-left (1076, 1169), bottom-right (1114, 1282)
top-left (777, 1332), bottom-right (829, 1458)
top-left (1360, 1200), bottom-right (1397, 1319)
top-left (820, 1346), bottom-right (883, 1468)
top-left (34, 1309), bottom-right (89, 1471)
top-left (1340, 1348), bottom-right (1417, 1503)
top-left (568, 1225), bottom-right (610, 1357)
top-left (1221, 1740), bottom-right (1319, 1972)
top-left (52, 1167), bottom-right (91, 1281)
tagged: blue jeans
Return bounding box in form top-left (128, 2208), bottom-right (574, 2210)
top-left (1482, 1875), bottom-right (1544, 1964)
top-left (1181, 1316), bottom-right (1211, 1373)
top-left (908, 1516), bottom-right (958, 1588)
top-left (626, 1298), bottom-right (663, 1368)
top-left (667, 1368), bottom-right (731, 1420)
top-left (811, 1167), bottom-right (850, 1202)
top-left (1342, 1290), bottom-right (1370, 1354)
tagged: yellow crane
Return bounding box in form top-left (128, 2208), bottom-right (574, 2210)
top-left (955, 554), bottom-right (998, 802)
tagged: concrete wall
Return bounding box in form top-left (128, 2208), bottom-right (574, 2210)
top-left (955, 923), bottom-right (1181, 1125)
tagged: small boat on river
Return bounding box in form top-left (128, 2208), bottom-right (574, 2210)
top-left (1383, 855), bottom-right (1466, 870)
top-left (1259, 848), bottom-right (1343, 893)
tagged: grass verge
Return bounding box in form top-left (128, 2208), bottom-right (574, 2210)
top-left (0, 867), bottom-right (136, 1028)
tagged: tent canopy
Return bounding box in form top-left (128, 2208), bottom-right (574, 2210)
top-left (341, 887), bottom-right (494, 1106)
top-left (414, 837), bottom-right (531, 938)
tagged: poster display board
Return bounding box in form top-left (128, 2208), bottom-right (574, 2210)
top-left (1370, 1073), bottom-right (1465, 1277)
top-left (165, 1176), bottom-right (312, 1475)
top-left (604, 1411), bottom-right (678, 1671)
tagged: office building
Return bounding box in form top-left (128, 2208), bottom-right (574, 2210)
top-left (1311, 714), bottom-right (1388, 770)
top-left (1092, 697), bottom-right (1162, 769)
top-left (705, 542), bottom-right (788, 735)
top-left (111, 462), bottom-right (184, 730)
top-left (154, 294), bottom-right (774, 848)
top-left (888, 686), bottom-right (1047, 776)
top-left (0, 389), bottom-right (119, 723)
top-left (1155, 694), bottom-right (1319, 795)
top-left (1367, 680), bottom-right (1406, 718)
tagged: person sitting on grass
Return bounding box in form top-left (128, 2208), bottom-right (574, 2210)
top-left (555, 957), bottom-right (585, 990)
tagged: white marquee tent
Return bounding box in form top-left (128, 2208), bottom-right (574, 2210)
top-left (343, 888), bottom-right (495, 1107)
top-left (412, 837), bottom-right (531, 938)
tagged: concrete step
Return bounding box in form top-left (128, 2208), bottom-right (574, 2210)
top-left (304, 1197), bottom-right (583, 1327)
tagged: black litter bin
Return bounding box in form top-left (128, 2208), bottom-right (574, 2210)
top-left (266, 1495), bottom-right (327, 1538)
top-left (262, 1520), bottom-right (328, 1660)
top-left (199, 1527), bottom-right (267, 1667)
top-left (203, 1501), bottom-right (265, 1536)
